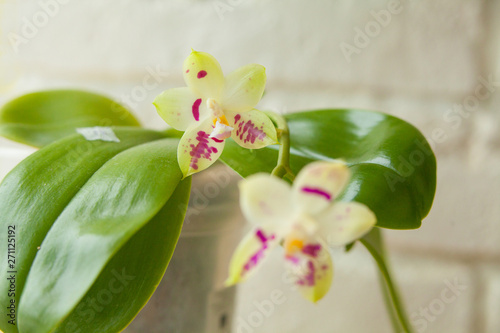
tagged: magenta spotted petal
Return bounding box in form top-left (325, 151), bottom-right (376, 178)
top-left (230, 110), bottom-right (278, 149)
top-left (285, 240), bottom-right (333, 302)
top-left (177, 118), bottom-right (225, 177)
top-left (154, 87), bottom-right (208, 131)
top-left (226, 228), bottom-right (279, 285)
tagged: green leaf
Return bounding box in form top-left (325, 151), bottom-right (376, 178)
top-left (54, 178), bottom-right (191, 333)
top-left (0, 90), bottom-right (140, 148)
top-left (220, 109), bottom-right (436, 229)
top-left (18, 139), bottom-right (184, 333)
top-left (0, 128), bottom-right (168, 333)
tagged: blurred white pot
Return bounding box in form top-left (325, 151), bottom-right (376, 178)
top-left (125, 163), bottom-right (245, 333)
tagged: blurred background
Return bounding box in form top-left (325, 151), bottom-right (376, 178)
top-left (1, 0), bottom-right (499, 332)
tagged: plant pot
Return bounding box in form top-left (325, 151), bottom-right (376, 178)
top-left (125, 163), bottom-right (245, 333)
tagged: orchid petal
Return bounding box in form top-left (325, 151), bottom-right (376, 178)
top-left (226, 227), bottom-right (280, 285)
top-left (153, 87), bottom-right (208, 131)
top-left (177, 117), bottom-right (225, 178)
top-left (319, 201), bottom-right (376, 247)
top-left (239, 174), bottom-right (294, 229)
top-left (229, 109), bottom-right (278, 149)
top-left (284, 238), bottom-right (333, 303)
top-left (292, 161), bottom-right (350, 215)
top-left (183, 50), bottom-right (225, 100)
top-left (221, 64), bottom-right (266, 114)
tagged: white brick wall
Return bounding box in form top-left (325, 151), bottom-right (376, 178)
top-left (1, 0), bottom-right (499, 332)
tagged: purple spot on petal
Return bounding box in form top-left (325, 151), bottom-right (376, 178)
top-left (186, 69), bottom-right (190, 73)
top-left (192, 98), bottom-right (202, 121)
top-left (296, 261), bottom-right (316, 287)
top-left (188, 131), bottom-right (218, 170)
top-left (302, 244), bottom-right (322, 258)
top-left (301, 187), bottom-right (332, 201)
top-left (211, 137), bottom-right (224, 143)
top-left (255, 230), bottom-right (267, 243)
top-left (286, 255), bottom-right (300, 265)
top-left (197, 70), bottom-right (207, 78)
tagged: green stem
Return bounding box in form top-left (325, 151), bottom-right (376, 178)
top-left (378, 270), bottom-right (403, 332)
top-left (360, 237), bottom-right (413, 333)
top-left (264, 111), bottom-right (295, 181)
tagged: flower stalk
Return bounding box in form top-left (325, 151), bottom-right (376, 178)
top-left (360, 232), bottom-right (414, 333)
top-left (265, 111), bottom-right (295, 181)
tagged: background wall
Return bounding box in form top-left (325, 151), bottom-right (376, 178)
top-left (1, 0), bottom-right (499, 332)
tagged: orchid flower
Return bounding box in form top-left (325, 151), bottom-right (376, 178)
top-left (226, 161), bottom-right (377, 302)
top-left (154, 50), bottom-right (278, 177)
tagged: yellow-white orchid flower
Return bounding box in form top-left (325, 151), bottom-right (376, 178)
top-left (226, 161), bottom-right (377, 302)
top-left (154, 50), bottom-right (278, 177)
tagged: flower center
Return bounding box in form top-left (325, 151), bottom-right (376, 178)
top-left (213, 115), bottom-right (229, 127)
top-left (207, 98), bottom-right (224, 118)
top-left (285, 238), bottom-right (304, 256)
top-left (207, 99), bottom-right (233, 141)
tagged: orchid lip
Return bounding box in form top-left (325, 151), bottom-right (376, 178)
top-left (209, 120), bottom-right (234, 140)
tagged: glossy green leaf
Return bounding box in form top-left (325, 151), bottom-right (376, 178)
top-left (220, 109), bottom-right (436, 229)
top-left (0, 128), bottom-right (168, 333)
top-left (54, 178), bottom-right (191, 333)
top-left (0, 90), bottom-right (140, 147)
top-left (18, 139), bottom-right (183, 333)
